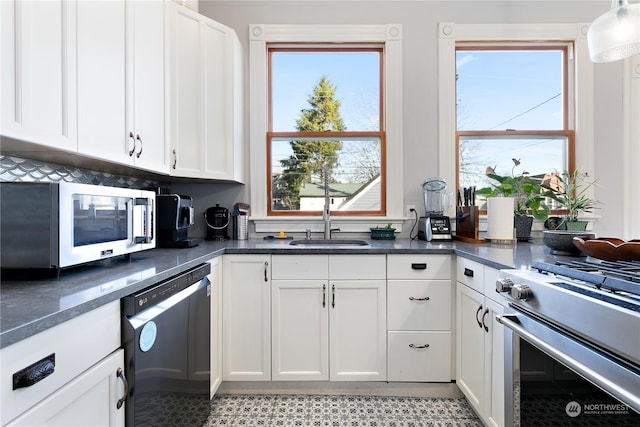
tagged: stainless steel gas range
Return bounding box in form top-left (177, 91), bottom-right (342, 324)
top-left (496, 260), bottom-right (640, 426)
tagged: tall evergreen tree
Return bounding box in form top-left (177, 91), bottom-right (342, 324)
top-left (279, 75), bottom-right (346, 209)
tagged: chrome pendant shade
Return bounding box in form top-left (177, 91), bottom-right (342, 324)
top-left (587, 0), bottom-right (640, 62)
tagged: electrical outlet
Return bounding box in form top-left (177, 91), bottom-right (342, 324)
top-left (406, 204), bottom-right (416, 217)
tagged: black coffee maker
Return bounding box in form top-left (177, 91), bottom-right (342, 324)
top-left (157, 194), bottom-right (201, 248)
top-left (205, 204), bottom-right (230, 240)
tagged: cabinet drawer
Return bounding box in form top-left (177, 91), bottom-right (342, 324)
top-left (456, 257), bottom-right (485, 293)
top-left (1, 301), bottom-right (120, 425)
top-left (388, 331), bottom-right (452, 382)
top-left (272, 255), bottom-right (328, 279)
top-left (483, 266), bottom-right (508, 304)
top-left (387, 280), bottom-right (451, 330)
top-left (329, 255), bottom-right (386, 279)
top-left (387, 255), bottom-right (451, 280)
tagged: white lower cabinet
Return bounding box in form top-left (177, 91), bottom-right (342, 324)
top-left (7, 349), bottom-right (125, 427)
top-left (272, 255), bottom-right (329, 380)
top-left (0, 301), bottom-right (123, 426)
top-left (329, 278), bottom-right (387, 381)
top-left (271, 255), bottom-right (386, 381)
top-left (222, 254), bottom-right (271, 381)
top-left (456, 257), bottom-right (505, 427)
top-left (387, 255), bottom-right (453, 382)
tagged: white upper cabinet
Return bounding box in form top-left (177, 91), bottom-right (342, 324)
top-left (1, 0), bottom-right (77, 151)
top-left (76, 0), bottom-right (167, 174)
top-left (128, 0), bottom-right (167, 173)
top-left (167, 3), bottom-right (244, 182)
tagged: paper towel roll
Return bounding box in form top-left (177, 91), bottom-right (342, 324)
top-left (486, 197), bottom-right (515, 240)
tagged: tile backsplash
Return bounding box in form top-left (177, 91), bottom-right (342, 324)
top-left (0, 155), bottom-right (165, 191)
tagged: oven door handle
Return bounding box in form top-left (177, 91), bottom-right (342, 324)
top-left (497, 313), bottom-right (639, 412)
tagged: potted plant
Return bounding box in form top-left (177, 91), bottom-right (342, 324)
top-left (370, 223), bottom-right (396, 240)
top-left (542, 169), bottom-right (598, 231)
top-left (476, 159), bottom-right (550, 241)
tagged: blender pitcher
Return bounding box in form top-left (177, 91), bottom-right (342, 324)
top-left (422, 178), bottom-right (447, 216)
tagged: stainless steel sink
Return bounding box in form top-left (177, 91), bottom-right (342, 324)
top-left (289, 239), bottom-right (370, 246)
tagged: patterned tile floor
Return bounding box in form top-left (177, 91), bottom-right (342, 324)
top-left (205, 394), bottom-right (482, 426)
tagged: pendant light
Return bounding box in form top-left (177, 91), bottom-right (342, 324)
top-left (587, 0), bottom-right (640, 62)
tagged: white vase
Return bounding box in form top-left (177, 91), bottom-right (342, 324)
top-left (486, 197), bottom-right (515, 240)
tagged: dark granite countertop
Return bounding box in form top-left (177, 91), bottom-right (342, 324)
top-left (0, 238), bottom-right (559, 349)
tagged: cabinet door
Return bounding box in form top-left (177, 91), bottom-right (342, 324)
top-left (167, 3), bottom-right (202, 176)
top-left (330, 280), bottom-right (386, 381)
top-left (201, 23), bottom-right (244, 182)
top-left (1, 0), bottom-right (77, 150)
top-left (7, 350), bottom-right (125, 427)
top-left (76, 0), bottom-right (128, 164)
top-left (208, 257), bottom-right (223, 397)
top-left (168, 4), bottom-right (243, 181)
top-left (202, 18), bottom-right (233, 179)
top-left (222, 255), bottom-right (271, 381)
top-left (272, 280), bottom-right (329, 380)
top-left (455, 282), bottom-right (485, 414)
top-left (484, 297), bottom-right (505, 427)
top-left (128, 0), bottom-right (167, 173)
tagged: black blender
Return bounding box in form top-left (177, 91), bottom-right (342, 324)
top-left (418, 178), bottom-right (452, 241)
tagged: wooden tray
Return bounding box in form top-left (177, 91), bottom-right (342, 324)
top-left (572, 237), bottom-right (640, 261)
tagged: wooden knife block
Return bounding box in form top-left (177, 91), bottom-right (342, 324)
top-left (455, 206), bottom-right (485, 243)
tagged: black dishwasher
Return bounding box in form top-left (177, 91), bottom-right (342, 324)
top-left (122, 263), bottom-right (211, 427)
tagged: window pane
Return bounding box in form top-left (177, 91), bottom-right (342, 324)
top-left (271, 51), bottom-right (380, 132)
top-left (271, 137), bottom-right (381, 212)
top-left (456, 50), bottom-right (564, 131)
top-left (459, 136), bottom-right (567, 204)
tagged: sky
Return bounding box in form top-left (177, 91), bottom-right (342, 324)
top-left (271, 51), bottom-right (380, 132)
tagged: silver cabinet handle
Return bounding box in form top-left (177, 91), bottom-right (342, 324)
top-left (322, 284), bottom-right (326, 308)
top-left (128, 131), bottom-right (136, 156)
top-left (409, 296), bottom-right (430, 301)
top-left (264, 261), bottom-right (269, 282)
top-left (116, 367), bottom-right (128, 410)
top-left (135, 134), bottom-right (142, 158)
top-left (409, 344), bottom-right (430, 349)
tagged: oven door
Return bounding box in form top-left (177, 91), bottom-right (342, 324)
top-left (498, 307), bottom-right (640, 426)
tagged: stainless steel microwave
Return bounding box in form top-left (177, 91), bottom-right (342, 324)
top-left (0, 182), bottom-right (155, 269)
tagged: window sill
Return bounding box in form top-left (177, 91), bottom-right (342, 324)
top-left (252, 216), bottom-right (406, 234)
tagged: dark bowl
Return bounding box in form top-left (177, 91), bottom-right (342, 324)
top-left (542, 230), bottom-right (596, 255)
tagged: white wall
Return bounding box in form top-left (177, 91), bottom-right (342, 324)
top-left (190, 0), bottom-right (630, 238)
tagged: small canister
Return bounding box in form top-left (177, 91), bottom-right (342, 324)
top-left (233, 214), bottom-right (248, 240)
top-left (232, 203), bottom-right (250, 240)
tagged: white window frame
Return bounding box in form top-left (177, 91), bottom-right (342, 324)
top-left (249, 24), bottom-right (403, 233)
top-left (622, 55), bottom-right (640, 240)
top-left (438, 22), bottom-right (595, 219)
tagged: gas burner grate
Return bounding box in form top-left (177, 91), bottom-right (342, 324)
top-left (533, 261), bottom-right (640, 296)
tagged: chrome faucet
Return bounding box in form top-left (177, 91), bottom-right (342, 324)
top-left (323, 166), bottom-right (331, 239)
